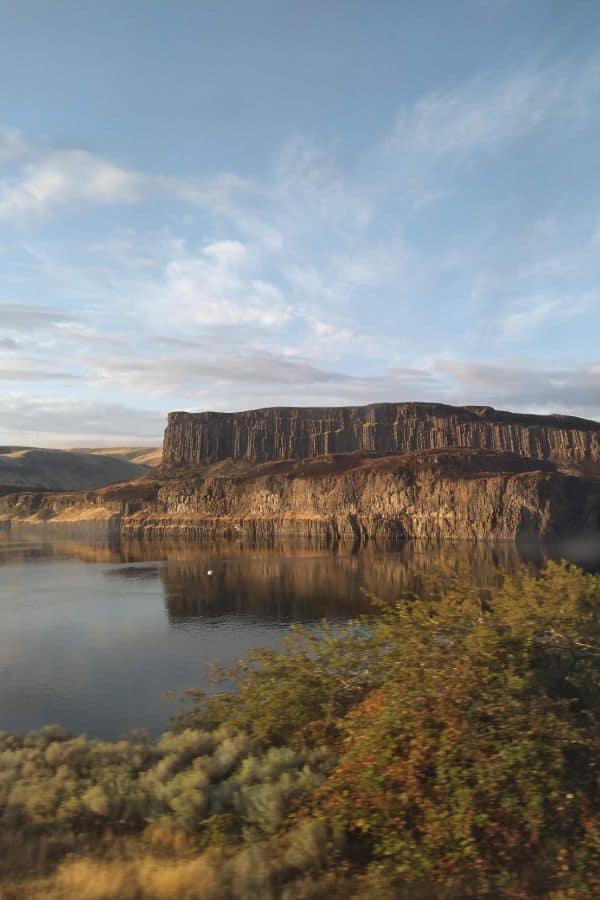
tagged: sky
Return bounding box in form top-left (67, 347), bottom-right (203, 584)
top-left (1, 0), bottom-right (600, 447)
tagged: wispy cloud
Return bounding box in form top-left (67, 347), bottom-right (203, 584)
top-left (387, 58), bottom-right (600, 160)
top-left (495, 292), bottom-right (597, 340)
top-left (2, 48), bottom-right (600, 443)
top-left (0, 364), bottom-right (82, 381)
top-left (93, 349), bottom-right (358, 393)
top-left (0, 300), bottom-right (79, 331)
top-left (0, 128), bottom-right (28, 164)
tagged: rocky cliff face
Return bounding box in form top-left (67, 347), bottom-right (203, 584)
top-left (140, 450), bottom-right (599, 543)
top-left (4, 450), bottom-right (598, 545)
top-left (163, 403), bottom-right (600, 472)
top-left (4, 404), bottom-right (600, 545)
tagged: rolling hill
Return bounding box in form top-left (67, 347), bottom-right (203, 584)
top-left (0, 446), bottom-right (161, 492)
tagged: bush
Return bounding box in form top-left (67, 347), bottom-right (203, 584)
top-left (1, 562), bottom-right (600, 898)
top-left (318, 563), bottom-right (600, 897)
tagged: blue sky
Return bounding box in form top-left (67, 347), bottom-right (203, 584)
top-left (1, 0), bottom-right (599, 446)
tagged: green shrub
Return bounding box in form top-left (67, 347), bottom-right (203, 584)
top-left (1, 562), bottom-right (600, 898)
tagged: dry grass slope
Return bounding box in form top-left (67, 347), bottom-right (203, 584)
top-left (0, 447), bottom-right (160, 491)
top-left (72, 447), bottom-right (163, 467)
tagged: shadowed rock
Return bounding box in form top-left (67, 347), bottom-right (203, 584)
top-left (163, 403), bottom-right (600, 473)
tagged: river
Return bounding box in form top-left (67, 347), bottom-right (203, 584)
top-left (1, 531), bottom-right (598, 739)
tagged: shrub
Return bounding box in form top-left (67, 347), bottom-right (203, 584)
top-left (1, 562), bottom-right (600, 898)
top-left (317, 563), bottom-right (600, 897)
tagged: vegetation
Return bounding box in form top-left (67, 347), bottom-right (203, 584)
top-left (1, 562), bottom-right (600, 898)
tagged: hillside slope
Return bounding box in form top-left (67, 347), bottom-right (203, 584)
top-left (0, 447), bottom-right (154, 491)
top-left (70, 447), bottom-right (162, 467)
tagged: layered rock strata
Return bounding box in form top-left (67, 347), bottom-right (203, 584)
top-left (2, 450), bottom-right (598, 544)
top-left (163, 403), bottom-right (600, 472)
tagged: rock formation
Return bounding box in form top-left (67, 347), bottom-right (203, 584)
top-left (3, 448), bottom-right (599, 545)
top-left (2, 404), bottom-right (600, 545)
top-left (163, 403), bottom-right (600, 472)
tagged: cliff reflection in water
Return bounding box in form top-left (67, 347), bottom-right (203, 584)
top-left (11, 533), bottom-right (596, 623)
top-left (156, 541), bottom-right (521, 624)
top-left (1, 530), bottom-right (599, 738)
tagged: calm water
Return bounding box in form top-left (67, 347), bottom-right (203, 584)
top-left (1, 531), bottom-right (598, 739)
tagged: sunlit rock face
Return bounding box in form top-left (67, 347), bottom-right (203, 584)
top-left (5, 448), bottom-right (597, 544)
top-left (163, 403), bottom-right (600, 472)
top-left (3, 405), bottom-right (600, 544)
top-left (131, 449), bottom-right (599, 543)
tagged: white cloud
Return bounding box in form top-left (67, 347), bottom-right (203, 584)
top-left (269, 135), bottom-right (376, 237)
top-left (307, 316), bottom-right (355, 342)
top-left (162, 172), bottom-right (250, 210)
top-left (202, 239), bottom-right (247, 267)
top-left (142, 239), bottom-right (292, 329)
top-left (0, 149), bottom-right (143, 219)
top-left (1, 56), bottom-right (596, 229)
top-left (0, 139), bottom-right (248, 221)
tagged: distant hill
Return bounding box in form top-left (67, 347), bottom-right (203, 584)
top-left (68, 447), bottom-right (163, 467)
top-left (0, 446), bottom-right (161, 492)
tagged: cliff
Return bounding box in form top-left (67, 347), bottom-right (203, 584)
top-left (3, 403), bottom-right (599, 545)
top-left (163, 403), bottom-right (600, 472)
top-left (3, 449), bottom-right (598, 545)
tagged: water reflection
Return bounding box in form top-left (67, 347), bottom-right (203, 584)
top-left (0, 531), bottom-right (598, 738)
top-left (3, 533), bottom-right (600, 618)
top-left (156, 542), bottom-right (520, 623)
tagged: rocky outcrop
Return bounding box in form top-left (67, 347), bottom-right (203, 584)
top-left (163, 403), bottom-right (600, 472)
top-left (0, 480), bottom-right (159, 539)
top-left (3, 450), bottom-right (598, 545)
